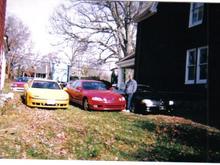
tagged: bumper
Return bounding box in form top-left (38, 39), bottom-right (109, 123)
top-left (11, 87), bottom-right (24, 92)
top-left (88, 101), bottom-right (126, 111)
top-left (141, 104), bottom-right (174, 113)
top-left (27, 98), bottom-right (69, 109)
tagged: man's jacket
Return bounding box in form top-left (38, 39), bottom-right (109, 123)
top-left (125, 79), bottom-right (137, 94)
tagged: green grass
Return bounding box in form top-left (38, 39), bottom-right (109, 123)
top-left (0, 93), bottom-right (219, 161)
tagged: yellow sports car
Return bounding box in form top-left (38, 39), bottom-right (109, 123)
top-left (24, 79), bottom-right (69, 109)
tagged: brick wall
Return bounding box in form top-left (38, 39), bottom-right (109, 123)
top-left (0, 0), bottom-right (6, 51)
top-left (0, 0), bottom-right (7, 90)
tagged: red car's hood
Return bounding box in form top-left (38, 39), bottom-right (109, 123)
top-left (83, 90), bottom-right (123, 99)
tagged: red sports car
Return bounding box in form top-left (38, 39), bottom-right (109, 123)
top-left (11, 77), bottom-right (32, 92)
top-left (66, 80), bottom-right (126, 111)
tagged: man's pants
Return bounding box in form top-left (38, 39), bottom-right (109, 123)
top-left (126, 93), bottom-right (133, 110)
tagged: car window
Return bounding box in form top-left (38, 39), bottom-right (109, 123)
top-left (71, 81), bottom-right (78, 88)
top-left (82, 81), bottom-right (107, 90)
top-left (75, 81), bottom-right (81, 88)
top-left (31, 81), bottom-right (61, 89)
top-left (15, 77), bottom-right (30, 82)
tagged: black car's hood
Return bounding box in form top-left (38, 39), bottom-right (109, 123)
top-left (134, 91), bottom-right (161, 101)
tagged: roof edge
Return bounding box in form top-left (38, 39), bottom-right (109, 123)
top-left (134, 2), bottom-right (158, 23)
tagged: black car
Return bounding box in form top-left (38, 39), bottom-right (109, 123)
top-left (130, 84), bottom-right (175, 114)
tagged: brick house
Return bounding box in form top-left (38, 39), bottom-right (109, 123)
top-left (0, 0), bottom-right (7, 91)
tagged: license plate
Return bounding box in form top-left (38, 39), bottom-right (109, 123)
top-left (47, 100), bottom-right (55, 104)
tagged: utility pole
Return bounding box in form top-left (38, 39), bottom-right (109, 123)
top-left (67, 65), bottom-right (70, 82)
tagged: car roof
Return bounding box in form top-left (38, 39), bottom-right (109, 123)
top-left (77, 79), bottom-right (102, 83)
top-left (16, 76), bottom-right (32, 79)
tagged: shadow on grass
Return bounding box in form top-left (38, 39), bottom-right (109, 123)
top-left (120, 136), bottom-right (220, 162)
top-left (127, 144), bottom-right (209, 162)
top-left (132, 120), bottom-right (156, 132)
top-left (131, 119), bottom-right (220, 162)
top-left (157, 124), bottom-right (220, 151)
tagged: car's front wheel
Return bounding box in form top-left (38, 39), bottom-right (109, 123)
top-left (83, 98), bottom-right (89, 111)
top-left (24, 94), bottom-right (28, 105)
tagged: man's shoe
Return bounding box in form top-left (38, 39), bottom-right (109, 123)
top-left (126, 110), bottom-right (130, 112)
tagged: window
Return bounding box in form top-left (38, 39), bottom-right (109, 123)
top-left (189, 3), bottom-right (204, 27)
top-left (185, 46), bottom-right (208, 84)
top-left (197, 47), bottom-right (208, 84)
top-left (82, 82), bottom-right (107, 90)
top-left (185, 49), bottom-right (197, 84)
top-left (72, 81), bottom-right (80, 88)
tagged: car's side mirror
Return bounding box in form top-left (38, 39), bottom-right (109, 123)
top-left (24, 83), bottom-right (28, 89)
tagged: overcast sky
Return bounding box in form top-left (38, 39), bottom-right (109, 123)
top-left (6, 0), bottom-right (63, 55)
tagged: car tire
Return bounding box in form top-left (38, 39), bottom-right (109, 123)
top-left (25, 94), bottom-right (28, 105)
top-left (83, 98), bottom-right (89, 111)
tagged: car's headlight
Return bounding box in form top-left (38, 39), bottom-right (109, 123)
top-left (141, 99), bottom-right (154, 106)
top-left (119, 97), bottom-right (125, 101)
top-left (169, 100), bottom-right (174, 105)
top-left (91, 97), bottom-right (103, 101)
top-left (29, 95), bottom-right (40, 99)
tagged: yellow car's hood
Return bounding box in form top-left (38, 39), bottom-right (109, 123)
top-left (28, 88), bottom-right (69, 100)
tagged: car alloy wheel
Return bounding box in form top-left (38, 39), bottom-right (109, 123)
top-left (83, 98), bottom-right (89, 111)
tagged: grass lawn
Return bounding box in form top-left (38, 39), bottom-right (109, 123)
top-left (0, 93), bottom-right (219, 162)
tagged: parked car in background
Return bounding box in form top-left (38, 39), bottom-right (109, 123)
top-left (130, 84), bottom-right (175, 114)
top-left (11, 77), bottom-right (32, 92)
top-left (23, 79), bottom-right (69, 109)
top-left (66, 80), bottom-right (126, 111)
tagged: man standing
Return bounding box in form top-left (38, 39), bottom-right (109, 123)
top-left (125, 75), bottom-right (137, 112)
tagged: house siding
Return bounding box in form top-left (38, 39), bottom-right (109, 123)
top-left (135, 2), bottom-right (208, 98)
top-left (207, 4), bottom-right (220, 127)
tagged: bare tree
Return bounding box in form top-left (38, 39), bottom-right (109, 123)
top-left (50, 0), bottom-right (147, 66)
top-left (61, 40), bottom-right (88, 68)
top-left (5, 15), bottom-right (32, 79)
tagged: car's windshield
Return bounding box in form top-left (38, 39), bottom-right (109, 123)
top-left (31, 81), bottom-right (61, 89)
top-left (82, 81), bottom-right (107, 90)
top-left (15, 77), bottom-right (30, 82)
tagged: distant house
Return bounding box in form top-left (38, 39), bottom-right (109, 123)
top-left (34, 62), bottom-right (52, 79)
top-left (0, 0), bottom-right (7, 91)
top-left (52, 63), bottom-right (68, 82)
top-left (134, 2), bottom-right (220, 127)
top-left (23, 62), bottom-right (52, 79)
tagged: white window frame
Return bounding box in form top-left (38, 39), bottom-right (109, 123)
top-left (189, 3), bottom-right (204, 28)
top-left (185, 46), bottom-right (208, 85)
top-left (185, 48), bottom-right (197, 84)
top-left (196, 46), bottom-right (208, 84)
